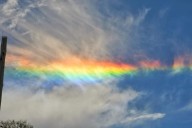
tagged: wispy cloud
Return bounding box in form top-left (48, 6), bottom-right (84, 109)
top-left (0, 0), bottom-right (151, 64)
top-left (180, 101), bottom-right (192, 112)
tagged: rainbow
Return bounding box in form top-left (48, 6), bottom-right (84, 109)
top-left (5, 55), bottom-right (192, 84)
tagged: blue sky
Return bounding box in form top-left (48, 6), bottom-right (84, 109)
top-left (0, 0), bottom-right (192, 128)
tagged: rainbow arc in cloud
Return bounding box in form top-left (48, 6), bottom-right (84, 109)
top-left (5, 55), bottom-right (192, 84)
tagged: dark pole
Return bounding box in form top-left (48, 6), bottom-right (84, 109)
top-left (0, 36), bottom-right (7, 109)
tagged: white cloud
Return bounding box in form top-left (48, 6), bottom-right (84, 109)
top-left (123, 113), bottom-right (165, 123)
top-left (0, 0), bottom-right (151, 64)
top-left (0, 84), bottom-right (164, 128)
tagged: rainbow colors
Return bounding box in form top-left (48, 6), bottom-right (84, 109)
top-left (5, 55), bottom-right (192, 84)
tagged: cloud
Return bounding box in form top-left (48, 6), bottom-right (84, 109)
top-left (158, 8), bottom-right (169, 18)
top-left (0, 0), bottom-right (151, 65)
top-left (1, 0), bottom-right (111, 63)
top-left (123, 113), bottom-right (165, 123)
top-left (180, 101), bottom-right (192, 112)
top-left (0, 84), bottom-right (164, 128)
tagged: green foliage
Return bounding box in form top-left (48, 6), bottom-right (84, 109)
top-left (0, 120), bottom-right (33, 128)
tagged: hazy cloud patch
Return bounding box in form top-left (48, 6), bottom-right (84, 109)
top-left (0, 84), bottom-right (165, 128)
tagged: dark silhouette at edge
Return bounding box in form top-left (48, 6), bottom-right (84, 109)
top-left (0, 36), bottom-right (7, 109)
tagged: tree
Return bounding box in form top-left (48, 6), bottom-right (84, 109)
top-left (0, 120), bottom-right (33, 128)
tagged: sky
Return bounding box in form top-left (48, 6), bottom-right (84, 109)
top-left (0, 0), bottom-right (192, 128)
